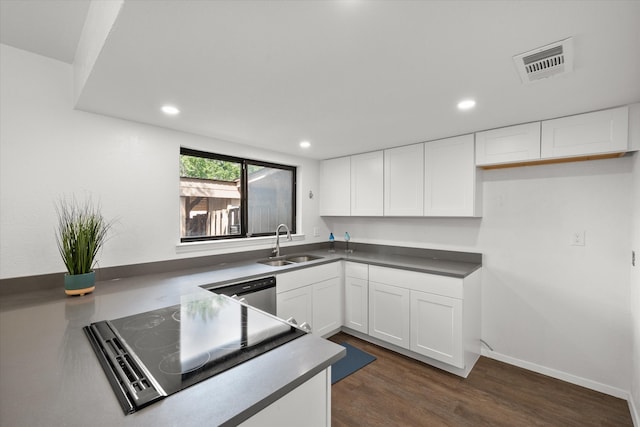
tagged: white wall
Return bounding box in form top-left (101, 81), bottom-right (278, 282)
top-left (0, 44), bottom-right (328, 279)
top-left (630, 136), bottom-right (640, 421)
top-left (326, 157), bottom-right (634, 397)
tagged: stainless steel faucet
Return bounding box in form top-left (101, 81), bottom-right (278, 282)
top-left (272, 223), bottom-right (291, 258)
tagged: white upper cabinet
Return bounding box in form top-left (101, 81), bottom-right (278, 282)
top-left (541, 106), bottom-right (629, 159)
top-left (384, 143), bottom-right (424, 216)
top-left (319, 156), bottom-right (350, 216)
top-left (351, 151), bottom-right (384, 216)
top-left (321, 105), bottom-right (632, 216)
top-left (424, 134), bottom-right (480, 217)
top-left (475, 122), bottom-right (541, 166)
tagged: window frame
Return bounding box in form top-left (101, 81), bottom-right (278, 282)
top-left (179, 147), bottom-right (297, 243)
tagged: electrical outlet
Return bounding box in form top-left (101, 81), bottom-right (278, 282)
top-left (570, 230), bottom-right (586, 246)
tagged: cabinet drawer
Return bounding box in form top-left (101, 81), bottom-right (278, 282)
top-left (277, 262), bottom-right (340, 293)
top-left (345, 262), bottom-right (368, 280)
top-left (369, 265), bottom-right (462, 299)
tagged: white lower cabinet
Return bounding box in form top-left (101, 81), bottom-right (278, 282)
top-left (410, 290), bottom-right (463, 368)
top-left (344, 262), bottom-right (369, 334)
top-left (344, 276), bottom-right (368, 333)
top-left (368, 281), bottom-right (411, 348)
top-left (276, 262), bottom-right (342, 337)
top-left (277, 260), bottom-right (480, 376)
top-left (277, 286), bottom-right (313, 327)
top-left (363, 265), bottom-right (480, 376)
top-left (312, 277), bottom-right (342, 336)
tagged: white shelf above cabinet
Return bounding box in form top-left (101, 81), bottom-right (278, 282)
top-left (475, 122), bottom-right (541, 166)
top-left (541, 106), bottom-right (629, 159)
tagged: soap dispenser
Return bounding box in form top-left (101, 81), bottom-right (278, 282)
top-left (344, 232), bottom-right (352, 253)
top-left (328, 233), bottom-right (335, 253)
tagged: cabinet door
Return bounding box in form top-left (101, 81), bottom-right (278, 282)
top-left (319, 157), bottom-right (350, 216)
top-left (410, 290), bottom-right (463, 369)
top-left (424, 134), bottom-right (479, 217)
top-left (351, 151), bottom-right (384, 216)
top-left (344, 276), bottom-right (368, 333)
top-left (368, 282), bottom-right (410, 349)
top-left (277, 286), bottom-right (313, 328)
top-left (475, 122), bottom-right (541, 166)
top-left (384, 143), bottom-right (424, 216)
top-left (312, 277), bottom-right (342, 337)
top-left (541, 106), bottom-right (629, 159)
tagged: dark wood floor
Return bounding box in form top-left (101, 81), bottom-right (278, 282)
top-left (329, 333), bottom-right (632, 426)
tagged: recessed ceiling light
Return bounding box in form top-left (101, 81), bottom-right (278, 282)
top-left (299, 141), bottom-right (311, 148)
top-left (457, 99), bottom-right (476, 111)
top-left (161, 105), bottom-right (180, 115)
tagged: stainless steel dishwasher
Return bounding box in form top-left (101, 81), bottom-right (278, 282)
top-left (207, 276), bottom-right (276, 315)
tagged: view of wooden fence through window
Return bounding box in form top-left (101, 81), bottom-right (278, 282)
top-left (179, 150), bottom-right (296, 241)
top-left (180, 155), bottom-right (241, 238)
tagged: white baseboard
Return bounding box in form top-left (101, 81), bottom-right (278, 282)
top-left (481, 348), bottom-right (629, 400)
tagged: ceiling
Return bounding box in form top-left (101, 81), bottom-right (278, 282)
top-left (1, 0), bottom-right (639, 160)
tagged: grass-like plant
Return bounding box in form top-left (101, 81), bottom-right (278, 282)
top-left (55, 197), bottom-right (112, 275)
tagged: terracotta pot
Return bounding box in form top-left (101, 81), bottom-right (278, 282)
top-left (64, 271), bottom-right (95, 296)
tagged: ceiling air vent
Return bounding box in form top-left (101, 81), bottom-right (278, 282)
top-left (513, 37), bottom-right (574, 84)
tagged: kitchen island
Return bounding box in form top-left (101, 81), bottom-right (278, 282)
top-left (0, 272), bottom-right (345, 426)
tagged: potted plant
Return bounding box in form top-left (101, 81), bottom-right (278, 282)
top-left (55, 196), bottom-right (112, 296)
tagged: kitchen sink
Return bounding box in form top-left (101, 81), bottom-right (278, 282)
top-left (285, 255), bottom-right (323, 263)
top-left (258, 259), bottom-right (294, 267)
top-left (257, 254), bottom-right (323, 267)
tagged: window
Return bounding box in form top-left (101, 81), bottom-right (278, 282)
top-left (179, 147), bottom-right (296, 242)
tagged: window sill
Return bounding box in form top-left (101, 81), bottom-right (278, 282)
top-left (176, 234), bottom-right (306, 254)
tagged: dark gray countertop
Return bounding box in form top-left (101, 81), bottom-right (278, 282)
top-left (173, 246), bottom-right (481, 292)
top-left (339, 251), bottom-right (481, 278)
top-left (0, 272), bottom-right (344, 426)
top-left (0, 245), bottom-right (481, 426)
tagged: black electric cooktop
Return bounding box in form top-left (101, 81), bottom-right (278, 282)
top-left (84, 293), bottom-right (307, 414)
